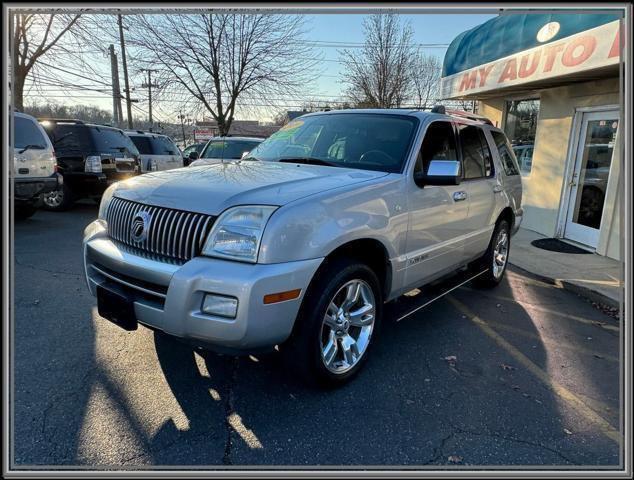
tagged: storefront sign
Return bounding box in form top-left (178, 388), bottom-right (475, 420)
top-left (193, 128), bottom-right (214, 141)
top-left (441, 20), bottom-right (621, 99)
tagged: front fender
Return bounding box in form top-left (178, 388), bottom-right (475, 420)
top-left (258, 176), bottom-right (407, 264)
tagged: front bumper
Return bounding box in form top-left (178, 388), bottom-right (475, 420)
top-left (83, 220), bottom-right (323, 352)
top-left (14, 174), bottom-right (60, 201)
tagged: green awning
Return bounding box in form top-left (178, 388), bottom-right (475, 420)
top-left (442, 12), bottom-right (622, 77)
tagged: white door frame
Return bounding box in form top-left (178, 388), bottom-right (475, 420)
top-left (556, 104), bottom-right (620, 248)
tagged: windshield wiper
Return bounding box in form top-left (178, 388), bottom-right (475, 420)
top-left (17, 144), bottom-right (45, 154)
top-left (278, 157), bottom-right (339, 168)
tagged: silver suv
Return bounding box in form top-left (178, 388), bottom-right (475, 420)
top-left (83, 109), bottom-right (523, 385)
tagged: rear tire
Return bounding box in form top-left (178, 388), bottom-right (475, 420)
top-left (41, 182), bottom-right (75, 211)
top-left (283, 257), bottom-right (383, 387)
top-left (473, 219), bottom-right (511, 289)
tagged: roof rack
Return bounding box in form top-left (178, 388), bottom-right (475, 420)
top-left (444, 109), bottom-right (493, 126)
top-left (37, 118), bottom-right (85, 124)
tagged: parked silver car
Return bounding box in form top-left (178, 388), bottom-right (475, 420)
top-left (12, 112), bottom-right (60, 219)
top-left (83, 109), bottom-right (523, 385)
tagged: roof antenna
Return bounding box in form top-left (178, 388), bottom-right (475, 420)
top-left (431, 105), bottom-right (446, 114)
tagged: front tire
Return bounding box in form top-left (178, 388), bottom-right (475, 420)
top-left (473, 219), bottom-right (511, 288)
top-left (284, 258), bottom-right (383, 387)
top-left (41, 183), bottom-right (75, 211)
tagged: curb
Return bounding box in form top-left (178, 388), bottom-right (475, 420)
top-left (508, 262), bottom-right (621, 310)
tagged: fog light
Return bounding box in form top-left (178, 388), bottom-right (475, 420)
top-left (202, 294), bottom-right (238, 318)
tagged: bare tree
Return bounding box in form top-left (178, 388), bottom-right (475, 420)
top-left (11, 12), bottom-right (82, 111)
top-left (340, 14), bottom-right (415, 108)
top-left (126, 13), bottom-right (316, 136)
top-left (411, 51), bottom-right (441, 110)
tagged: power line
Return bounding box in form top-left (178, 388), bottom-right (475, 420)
top-left (36, 60), bottom-right (112, 87)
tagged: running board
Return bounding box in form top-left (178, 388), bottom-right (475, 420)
top-left (387, 268), bottom-right (487, 323)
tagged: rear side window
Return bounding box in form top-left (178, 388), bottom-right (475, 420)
top-left (41, 124), bottom-right (91, 154)
top-left (15, 116), bottom-right (47, 149)
top-left (91, 127), bottom-right (139, 156)
top-left (457, 124), bottom-right (490, 179)
top-left (152, 136), bottom-right (179, 155)
top-left (491, 131), bottom-right (520, 176)
top-left (130, 136), bottom-right (153, 154)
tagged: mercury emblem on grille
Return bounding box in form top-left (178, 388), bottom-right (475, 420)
top-left (130, 211), bottom-right (152, 243)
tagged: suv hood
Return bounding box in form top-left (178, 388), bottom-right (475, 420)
top-left (113, 161), bottom-right (389, 215)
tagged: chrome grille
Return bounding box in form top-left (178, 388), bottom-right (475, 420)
top-left (106, 197), bottom-right (215, 263)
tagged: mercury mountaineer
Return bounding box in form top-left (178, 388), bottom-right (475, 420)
top-left (83, 108), bottom-right (523, 385)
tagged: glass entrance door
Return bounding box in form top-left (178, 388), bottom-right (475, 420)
top-left (564, 110), bottom-right (619, 248)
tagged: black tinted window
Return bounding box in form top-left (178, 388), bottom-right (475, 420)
top-left (492, 131), bottom-right (520, 176)
top-left (458, 124), bottom-right (488, 179)
top-left (15, 116), bottom-right (47, 149)
top-left (202, 140), bottom-right (261, 159)
top-left (130, 136), bottom-right (152, 154)
top-left (41, 124), bottom-right (91, 154)
top-left (91, 127), bottom-right (139, 156)
top-left (416, 121), bottom-right (458, 174)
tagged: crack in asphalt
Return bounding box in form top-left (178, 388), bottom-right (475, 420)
top-left (14, 257), bottom-right (82, 277)
top-left (447, 423), bottom-right (580, 465)
top-left (222, 357), bottom-right (240, 465)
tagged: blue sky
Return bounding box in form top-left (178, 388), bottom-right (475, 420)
top-left (295, 13), bottom-right (496, 103)
top-left (25, 13), bottom-right (497, 123)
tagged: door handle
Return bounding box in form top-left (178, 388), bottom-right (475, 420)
top-left (453, 191), bottom-right (467, 202)
top-left (493, 184), bottom-right (503, 193)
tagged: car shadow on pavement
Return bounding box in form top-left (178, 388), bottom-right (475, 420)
top-left (147, 269), bottom-right (621, 467)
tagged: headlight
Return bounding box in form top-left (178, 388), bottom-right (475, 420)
top-left (98, 183), bottom-right (118, 220)
top-left (202, 205), bottom-right (277, 263)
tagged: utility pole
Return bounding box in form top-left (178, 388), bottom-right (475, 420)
top-left (141, 69), bottom-right (159, 131)
top-left (108, 44), bottom-right (123, 126)
top-left (108, 45), bottom-right (119, 125)
top-left (179, 111), bottom-right (187, 147)
top-left (117, 14), bottom-right (133, 129)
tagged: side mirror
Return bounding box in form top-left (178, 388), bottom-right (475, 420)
top-left (241, 151), bottom-right (250, 159)
top-left (189, 151), bottom-right (199, 161)
top-left (414, 160), bottom-right (462, 187)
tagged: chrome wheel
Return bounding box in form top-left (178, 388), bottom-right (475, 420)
top-left (320, 279), bottom-right (376, 374)
top-left (43, 189), bottom-right (63, 208)
top-left (492, 229), bottom-right (509, 279)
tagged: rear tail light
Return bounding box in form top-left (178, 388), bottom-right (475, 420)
top-left (85, 155), bottom-right (102, 173)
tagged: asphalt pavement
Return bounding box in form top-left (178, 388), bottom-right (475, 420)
top-left (12, 203), bottom-right (623, 468)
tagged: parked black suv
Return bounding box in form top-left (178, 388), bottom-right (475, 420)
top-left (38, 119), bottom-right (141, 211)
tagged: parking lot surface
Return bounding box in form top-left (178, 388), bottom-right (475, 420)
top-left (13, 204), bottom-right (622, 468)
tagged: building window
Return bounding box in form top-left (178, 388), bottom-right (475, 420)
top-left (504, 98), bottom-right (540, 175)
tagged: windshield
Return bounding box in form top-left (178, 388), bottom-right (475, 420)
top-left (131, 135), bottom-right (179, 155)
top-left (247, 113), bottom-right (418, 173)
top-left (91, 127), bottom-right (139, 156)
top-left (201, 139), bottom-right (262, 159)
